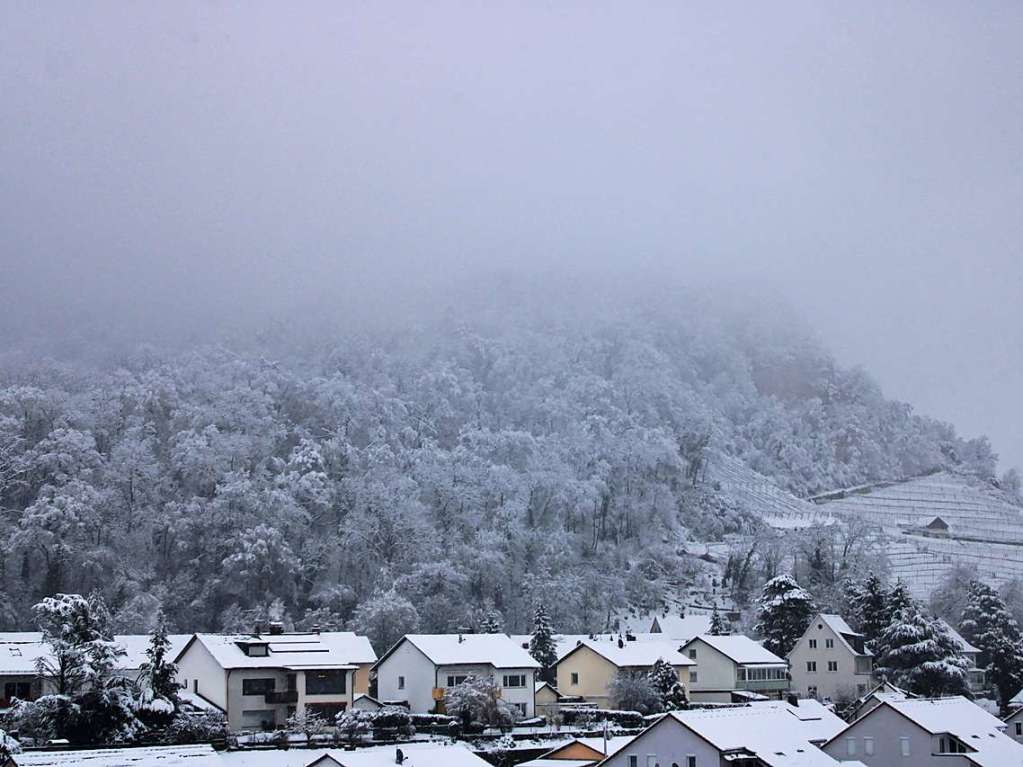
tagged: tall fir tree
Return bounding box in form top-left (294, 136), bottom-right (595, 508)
top-left (528, 603), bottom-right (557, 683)
top-left (845, 573), bottom-right (890, 647)
top-left (754, 575), bottom-right (816, 657)
top-left (959, 580), bottom-right (1023, 711)
top-left (874, 605), bottom-right (971, 697)
top-left (647, 657), bottom-right (680, 711)
top-left (139, 611), bottom-right (180, 706)
top-left (709, 606), bottom-right (730, 636)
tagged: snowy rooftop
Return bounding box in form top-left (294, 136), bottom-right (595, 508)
top-left (685, 634), bottom-right (787, 665)
top-left (306, 743), bottom-right (490, 767)
top-left (509, 632), bottom-right (665, 662)
top-left (813, 615), bottom-right (871, 657)
top-left (13, 744), bottom-right (219, 766)
top-left (668, 703), bottom-right (845, 767)
top-left (0, 633), bottom-right (190, 675)
top-left (752, 699), bottom-right (849, 743)
top-left (649, 614), bottom-right (713, 640)
top-left (382, 634), bottom-right (539, 669)
top-left (185, 632), bottom-right (376, 670)
top-left (864, 697), bottom-right (1023, 767)
top-left (519, 734), bottom-right (635, 766)
top-left (565, 638), bottom-right (694, 668)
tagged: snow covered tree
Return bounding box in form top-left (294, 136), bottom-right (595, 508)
top-left (528, 603), bottom-right (558, 683)
top-left (959, 580), bottom-right (1023, 710)
top-left (445, 676), bottom-right (514, 726)
top-left (754, 575), bottom-right (816, 657)
top-left (609, 671), bottom-right (661, 715)
top-left (33, 593), bottom-right (119, 696)
top-left (647, 658), bottom-right (681, 710)
top-left (886, 581), bottom-right (914, 621)
top-left (286, 709), bottom-right (328, 743)
top-left (709, 606), bottom-right (730, 635)
top-left (335, 708), bottom-right (373, 744)
top-left (135, 612), bottom-right (179, 719)
top-left (874, 606), bottom-right (971, 697)
top-left (349, 588), bottom-right (420, 653)
top-left (844, 573), bottom-right (889, 647)
top-left (479, 606), bottom-right (503, 634)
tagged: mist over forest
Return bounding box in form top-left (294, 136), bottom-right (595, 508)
top-left (1, 273), bottom-right (1008, 648)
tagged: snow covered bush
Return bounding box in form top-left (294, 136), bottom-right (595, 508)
top-left (445, 676), bottom-right (514, 728)
top-left (164, 712), bottom-right (228, 744)
top-left (609, 671), bottom-right (662, 715)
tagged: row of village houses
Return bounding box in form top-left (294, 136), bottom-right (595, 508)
top-left (0, 611), bottom-right (989, 734)
top-left (8, 691), bottom-right (1023, 766)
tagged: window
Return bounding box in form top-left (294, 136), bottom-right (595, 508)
top-left (1016, 721), bottom-right (1022, 736)
top-left (502, 674), bottom-right (526, 688)
top-left (846, 738), bottom-right (856, 756)
top-left (900, 736), bottom-right (910, 757)
top-left (3, 682), bottom-right (31, 700)
top-left (646, 756), bottom-right (657, 767)
top-left (864, 737), bottom-right (874, 756)
top-left (571, 672), bottom-right (579, 686)
top-left (398, 676), bottom-right (405, 690)
top-left (628, 756), bottom-right (638, 767)
top-left (807, 685), bottom-right (817, 698)
top-left (242, 678), bottom-right (275, 696)
top-left (806, 661), bottom-right (817, 673)
top-left (244, 643), bottom-right (268, 657)
top-left (306, 669), bottom-right (346, 695)
top-left (512, 702), bottom-right (527, 716)
top-left (688, 649), bottom-right (697, 660)
top-left (686, 757), bottom-right (696, 767)
top-left (808, 639), bottom-right (817, 649)
top-left (690, 671), bottom-right (698, 683)
top-left (825, 638), bottom-right (834, 649)
top-left (827, 661), bottom-right (838, 672)
top-left (446, 675), bottom-right (468, 688)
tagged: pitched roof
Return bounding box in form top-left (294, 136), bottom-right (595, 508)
top-left (801, 614), bottom-right (871, 658)
top-left (0, 632), bottom-right (190, 675)
top-left (13, 744), bottom-right (219, 766)
top-left (618, 704), bottom-right (846, 767)
top-left (509, 632), bottom-right (665, 662)
top-left (685, 635), bottom-right (787, 665)
top-left (308, 744), bottom-right (490, 767)
top-left (649, 614), bottom-right (713, 640)
top-left (937, 619), bottom-right (981, 654)
top-left (562, 638), bottom-right (695, 668)
top-left (182, 632), bottom-right (375, 670)
top-left (378, 634), bottom-right (539, 669)
top-left (850, 697), bottom-right (1023, 767)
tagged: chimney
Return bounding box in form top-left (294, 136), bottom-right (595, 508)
top-left (787, 694), bottom-right (799, 707)
top-left (269, 622), bottom-right (284, 635)
top-left (395, 747), bottom-right (405, 764)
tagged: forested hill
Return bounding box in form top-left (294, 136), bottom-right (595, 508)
top-left (0, 281), bottom-right (1004, 643)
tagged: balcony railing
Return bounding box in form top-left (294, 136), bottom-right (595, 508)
top-left (736, 678), bottom-right (789, 691)
top-left (265, 689), bottom-right (299, 704)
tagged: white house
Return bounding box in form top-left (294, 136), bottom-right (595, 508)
top-left (788, 614), bottom-right (873, 703)
top-left (1004, 706), bottom-right (1023, 745)
top-left (372, 634), bottom-right (540, 717)
top-left (597, 699), bottom-right (849, 767)
top-left (174, 630), bottom-right (375, 731)
top-left (680, 635), bottom-right (789, 702)
top-left (822, 696), bottom-right (1023, 766)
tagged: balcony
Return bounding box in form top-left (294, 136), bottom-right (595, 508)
top-left (736, 678), bottom-right (789, 692)
top-left (265, 689), bottom-right (299, 704)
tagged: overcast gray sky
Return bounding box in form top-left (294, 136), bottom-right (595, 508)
top-left (2, 1), bottom-right (1021, 469)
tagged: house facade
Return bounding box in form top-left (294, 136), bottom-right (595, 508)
top-left (680, 635), bottom-right (788, 702)
top-left (174, 630), bottom-right (374, 731)
top-left (823, 696), bottom-right (1023, 766)
top-left (554, 637), bottom-right (693, 709)
top-left (788, 614), bottom-right (873, 703)
top-left (938, 620), bottom-right (986, 691)
top-left (372, 634), bottom-right (540, 718)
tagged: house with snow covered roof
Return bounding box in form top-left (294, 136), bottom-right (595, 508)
top-left (553, 637), bottom-right (694, 709)
top-left (372, 633), bottom-right (540, 717)
top-left (173, 629), bottom-right (375, 731)
top-left (306, 744), bottom-right (491, 767)
top-left (680, 634), bottom-right (789, 702)
top-left (823, 695), bottom-right (1023, 766)
top-left (847, 681), bottom-right (911, 722)
top-left (519, 735), bottom-right (635, 766)
top-left (0, 632), bottom-right (190, 709)
top-left (10, 744), bottom-right (220, 766)
top-left (788, 614), bottom-right (873, 704)
top-left (595, 699), bottom-right (849, 767)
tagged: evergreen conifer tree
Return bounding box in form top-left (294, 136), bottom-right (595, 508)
top-left (754, 575), bottom-right (816, 657)
top-left (959, 580), bottom-right (1023, 710)
top-left (874, 605), bottom-right (970, 697)
top-left (528, 603), bottom-right (557, 683)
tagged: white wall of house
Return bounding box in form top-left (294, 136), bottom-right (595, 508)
top-left (822, 706), bottom-right (959, 767)
top-left (375, 640), bottom-right (440, 713)
top-left (1006, 709), bottom-right (1023, 744)
top-left (788, 620), bottom-right (871, 703)
top-left (683, 639), bottom-right (737, 701)
top-left (601, 717), bottom-right (720, 767)
top-left (176, 639), bottom-right (228, 711)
